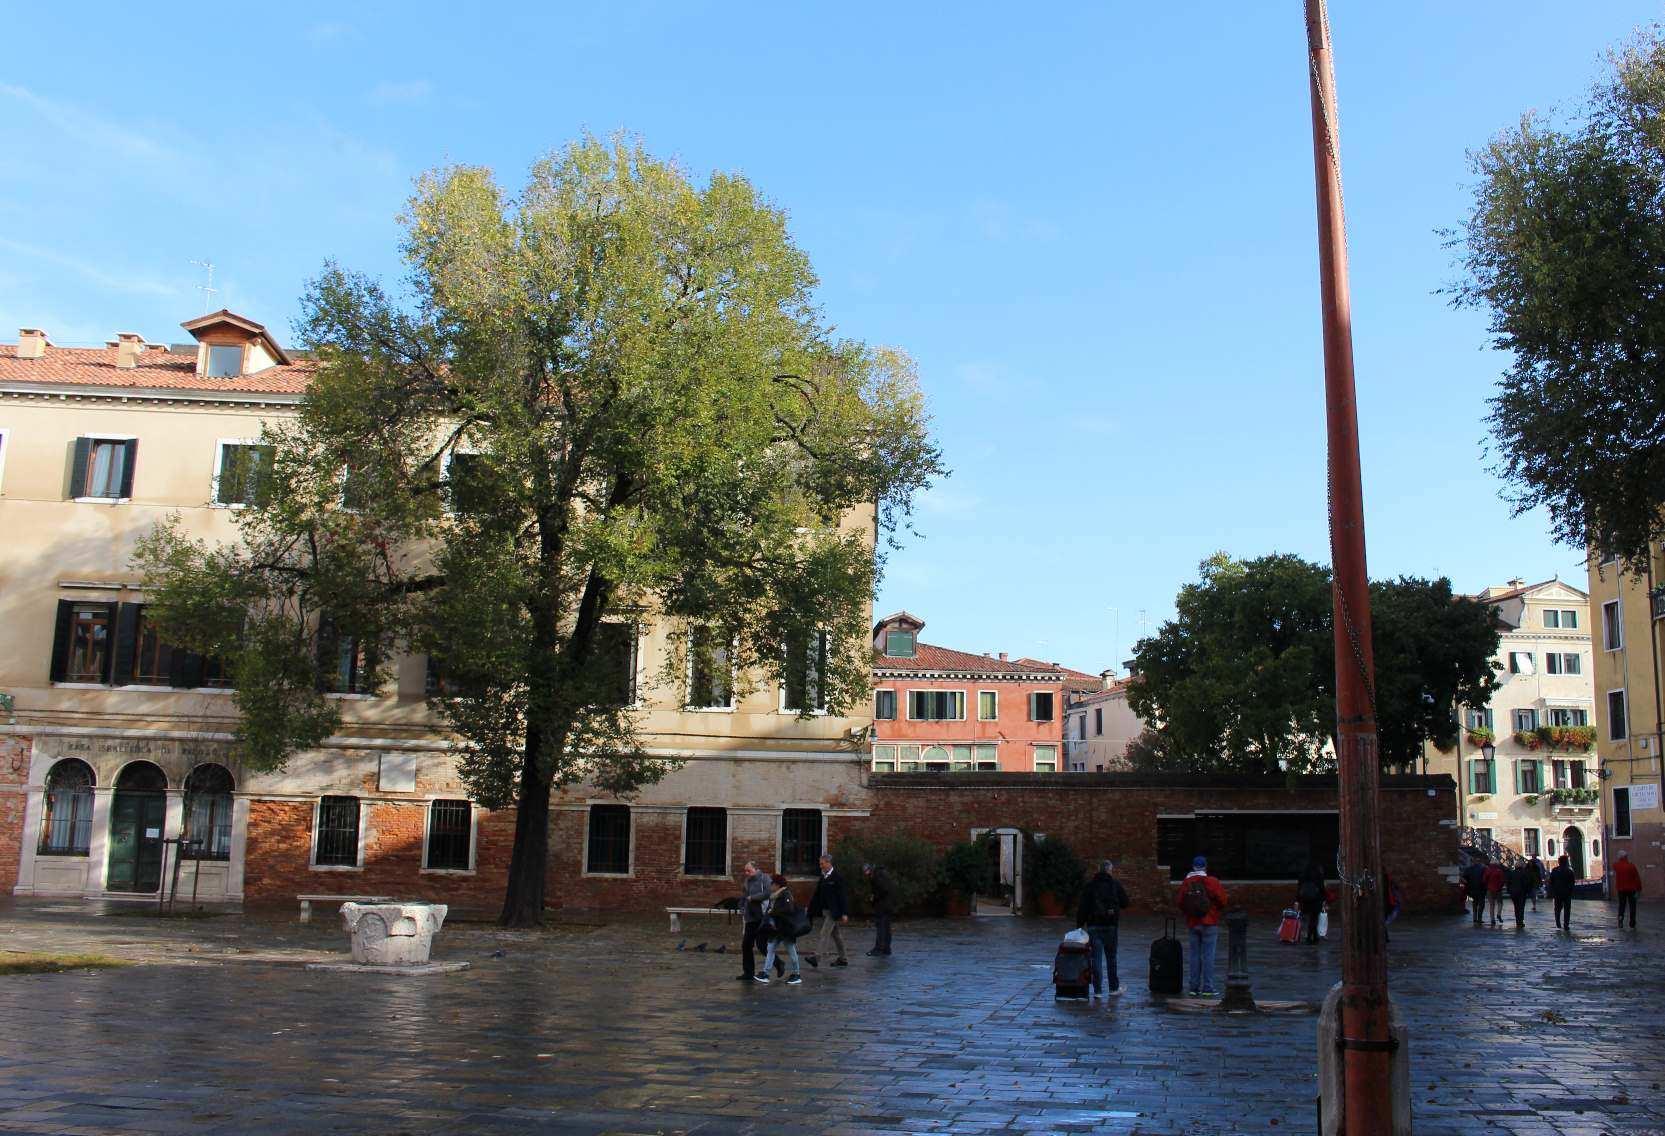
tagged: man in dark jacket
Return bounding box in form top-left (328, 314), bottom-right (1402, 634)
top-left (737, 862), bottom-right (779, 981)
top-left (864, 863), bottom-right (894, 956)
top-left (1075, 860), bottom-right (1131, 997)
top-left (1548, 854), bottom-right (1576, 930)
top-left (1506, 860), bottom-right (1533, 928)
top-left (1527, 854), bottom-right (1545, 911)
top-left (805, 854), bottom-right (849, 968)
top-left (1463, 860), bottom-right (1487, 926)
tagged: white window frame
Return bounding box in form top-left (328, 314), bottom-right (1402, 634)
top-left (871, 743), bottom-right (898, 771)
top-left (1032, 743), bottom-right (1059, 773)
top-left (73, 433), bottom-right (137, 503)
top-left (1613, 786), bottom-right (1633, 839)
top-left (308, 796), bottom-right (366, 872)
top-left (1560, 609), bottom-right (1579, 629)
top-left (977, 690), bottom-right (998, 720)
top-left (1603, 600), bottom-right (1624, 651)
top-left (210, 437), bottom-right (265, 509)
top-left (1029, 690), bottom-right (1057, 722)
top-left (419, 798), bottom-right (478, 875)
top-left (678, 805), bottom-right (733, 879)
top-left (1512, 708), bottom-right (1537, 733)
top-left (203, 342), bottom-right (247, 379)
top-left (1508, 651), bottom-right (1535, 675)
top-left (906, 689), bottom-right (966, 722)
top-left (1543, 609), bottom-right (1560, 628)
top-left (1522, 827), bottom-right (1541, 857)
top-left (874, 688), bottom-right (898, 721)
top-left (581, 801), bottom-right (635, 878)
top-left (684, 629), bottom-right (736, 713)
top-left (1607, 688), bottom-right (1629, 742)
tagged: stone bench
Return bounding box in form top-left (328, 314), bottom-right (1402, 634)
top-left (666, 904), bottom-right (740, 932)
top-left (299, 894), bottom-right (395, 923)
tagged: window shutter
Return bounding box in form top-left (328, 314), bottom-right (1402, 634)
top-left (48, 600), bottom-right (75, 682)
top-left (67, 438), bottom-right (91, 499)
top-left (112, 603), bottom-right (141, 686)
top-left (1513, 760), bottom-right (1523, 794)
top-left (170, 649), bottom-right (205, 689)
top-left (118, 440), bottom-right (137, 498)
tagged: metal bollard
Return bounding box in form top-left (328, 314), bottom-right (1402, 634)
top-left (1218, 907), bottom-right (1256, 1012)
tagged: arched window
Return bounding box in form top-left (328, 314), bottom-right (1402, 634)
top-left (114, 762), bottom-right (167, 792)
top-left (183, 764), bottom-right (235, 861)
top-left (40, 759), bottom-right (95, 855)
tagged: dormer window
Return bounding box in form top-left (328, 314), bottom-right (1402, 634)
top-left (205, 345), bottom-right (244, 377)
top-left (884, 630), bottom-right (916, 658)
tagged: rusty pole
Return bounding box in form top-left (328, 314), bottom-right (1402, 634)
top-left (1304, 2), bottom-right (1393, 1132)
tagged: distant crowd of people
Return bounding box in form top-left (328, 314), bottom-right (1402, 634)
top-left (1461, 850), bottom-right (1643, 930)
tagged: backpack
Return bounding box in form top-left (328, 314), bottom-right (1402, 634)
top-left (1182, 876), bottom-right (1213, 919)
top-left (1087, 881), bottom-right (1117, 924)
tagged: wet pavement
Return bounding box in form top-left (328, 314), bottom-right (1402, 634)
top-left (0, 897), bottom-right (1660, 1134)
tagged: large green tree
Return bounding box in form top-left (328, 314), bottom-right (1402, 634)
top-left (1125, 554), bottom-right (1501, 774)
top-left (1454, 30), bottom-right (1665, 562)
top-left (135, 137), bottom-right (944, 926)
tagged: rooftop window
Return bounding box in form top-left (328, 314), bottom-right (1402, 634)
top-left (884, 630), bottom-right (916, 657)
top-left (205, 344), bottom-right (244, 377)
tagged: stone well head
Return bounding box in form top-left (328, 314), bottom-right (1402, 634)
top-left (339, 902), bottom-right (449, 967)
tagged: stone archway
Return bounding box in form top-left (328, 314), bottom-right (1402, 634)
top-left (1563, 826), bottom-right (1585, 879)
top-left (107, 761), bottom-right (168, 893)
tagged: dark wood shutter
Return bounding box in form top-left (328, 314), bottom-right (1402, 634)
top-left (118, 440), bottom-right (137, 498)
top-left (48, 600), bottom-right (76, 681)
top-left (170, 649), bottom-right (206, 689)
top-left (112, 603), bottom-right (141, 686)
top-left (67, 438), bottom-right (91, 499)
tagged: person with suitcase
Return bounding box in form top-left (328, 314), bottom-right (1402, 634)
top-left (1149, 917), bottom-right (1184, 995)
top-left (1053, 929), bottom-right (1095, 998)
top-left (1174, 855), bottom-right (1229, 997)
top-left (1075, 860), bottom-right (1130, 997)
top-left (1296, 862), bottom-right (1327, 945)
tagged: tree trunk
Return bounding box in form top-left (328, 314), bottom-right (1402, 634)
top-left (499, 741), bottom-right (552, 928)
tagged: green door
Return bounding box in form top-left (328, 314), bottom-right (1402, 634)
top-left (107, 792), bottom-right (166, 893)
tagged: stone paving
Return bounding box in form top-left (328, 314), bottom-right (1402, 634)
top-left (0, 897), bottom-right (1660, 1134)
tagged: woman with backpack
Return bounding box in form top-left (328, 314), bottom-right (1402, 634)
top-left (756, 873), bottom-right (805, 986)
top-left (1296, 862), bottom-right (1327, 945)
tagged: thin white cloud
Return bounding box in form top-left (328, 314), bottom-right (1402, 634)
top-left (0, 237), bottom-right (186, 301)
top-left (0, 84), bottom-right (177, 165)
top-left (368, 79), bottom-right (433, 106)
top-left (307, 20), bottom-right (353, 47)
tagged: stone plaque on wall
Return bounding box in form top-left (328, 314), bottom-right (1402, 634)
top-left (378, 752), bottom-right (418, 793)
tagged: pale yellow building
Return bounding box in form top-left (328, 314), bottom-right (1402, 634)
top-left (0, 313), bottom-right (872, 910)
top-left (1427, 578), bottom-right (1601, 876)
top-left (1588, 551), bottom-right (1665, 890)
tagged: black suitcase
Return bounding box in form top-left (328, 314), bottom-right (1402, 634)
top-left (1149, 916), bottom-right (1183, 995)
top-left (1053, 939), bottom-right (1095, 998)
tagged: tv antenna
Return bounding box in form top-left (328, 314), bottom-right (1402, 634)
top-left (191, 260), bottom-right (218, 311)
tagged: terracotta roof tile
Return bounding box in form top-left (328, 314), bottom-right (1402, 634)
top-left (873, 641), bottom-right (1064, 677)
top-left (0, 343), bottom-right (314, 395)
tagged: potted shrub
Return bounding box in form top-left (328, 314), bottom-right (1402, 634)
top-left (1514, 730), bottom-right (1543, 751)
top-left (1466, 725), bottom-right (1494, 750)
top-left (1024, 834), bottom-right (1087, 918)
top-left (830, 830), bottom-right (945, 916)
top-left (941, 836), bottom-right (998, 916)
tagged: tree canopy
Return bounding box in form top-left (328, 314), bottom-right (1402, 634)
top-left (1454, 29), bottom-right (1665, 563)
top-left (135, 136), bottom-right (945, 925)
top-left (1125, 553), bottom-right (1501, 774)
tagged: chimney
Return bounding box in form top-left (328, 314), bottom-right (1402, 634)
top-left (1099, 668), bottom-right (1118, 688)
top-left (116, 333), bottom-right (146, 369)
top-left (1506, 577), bottom-right (1525, 588)
top-left (998, 652), bottom-right (1008, 662)
top-left (16, 328), bottom-right (47, 359)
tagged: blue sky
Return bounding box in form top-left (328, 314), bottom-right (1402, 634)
top-left (3, 2), bottom-right (1654, 672)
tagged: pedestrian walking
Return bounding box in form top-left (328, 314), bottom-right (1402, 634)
top-left (1296, 862), bottom-right (1327, 945)
top-left (864, 863), bottom-right (895, 956)
top-left (804, 854), bottom-right (849, 969)
top-left (1506, 860), bottom-right (1533, 928)
top-left (756, 874), bottom-right (805, 985)
top-left (1075, 859), bottom-right (1131, 998)
top-left (1528, 854), bottom-right (1546, 911)
top-left (1483, 859), bottom-right (1506, 926)
top-left (1615, 851), bottom-right (1642, 929)
top-left (736, 861), bottom-right (779, 982)
top-left (1463, 860), bottom-right (1487, 925)
top-left (1382, 869), bottom-right (1402, 944)
top-left (1548, 854), bottom-right (1576, 930)
top-left (1174, 855), bottom-right (1229, 997)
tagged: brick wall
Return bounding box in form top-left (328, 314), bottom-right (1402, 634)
top-left (243, 799), bottom-right (514, 912)
top-left (0, 736), bottom-right (28, 895)
top-left (853, 772), bottom-right (1464, 916)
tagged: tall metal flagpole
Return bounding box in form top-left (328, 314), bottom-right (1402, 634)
top-left (1304, 2), bottom-right (1394, 1132)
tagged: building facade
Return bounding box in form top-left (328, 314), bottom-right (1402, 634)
top-left (868, 612), bottom-right (1068, 774)
top-left (1063, 678), bottom-right (1143, 772)
top-left (1426, 578), bottom-right (1602, 876)
top-left (0, 314), bottom-right (873, 911)
top-left (1588, 551), bottom-right (1665, 890)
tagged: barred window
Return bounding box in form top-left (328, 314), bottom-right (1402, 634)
top-left (683, 808), bottom-right (728, 876)
top-left (40, 759), bottom-right (94, 855)
top-left (781, 808), bottom-right (823, 877)
top-left (426, 800), bottom-right (473, 871)
top-left (314, 796), bottom-right (361, 867)
top-left (586, 805), bottom-right (631, 875)
top-left (183, 763), bottom-right (234, 860)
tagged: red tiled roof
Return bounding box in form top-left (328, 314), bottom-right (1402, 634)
top-left (0, 343), bottom-right (314, 394)
top-left (1014, 657), bottom-right (1104, 692)
top-left (874, 641), bottom-right (1064, 677)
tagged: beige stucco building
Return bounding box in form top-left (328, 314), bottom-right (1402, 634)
top-left (1063, 678), bottom-right (1144, 771)
top-left (1426, 578), bottom-right (1602, 876)
top-left (0, 314), bottom-right (873, 911)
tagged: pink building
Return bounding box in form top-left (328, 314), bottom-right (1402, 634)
top-left (869, 612), bottom-right (1070, 773)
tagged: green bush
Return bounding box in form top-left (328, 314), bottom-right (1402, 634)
top-left (941, 835), bottom-right (999, 899)
top-left (1024, 833), bottom-right (1088, 905)
top-left (831, 830), bottom-right (945, 915)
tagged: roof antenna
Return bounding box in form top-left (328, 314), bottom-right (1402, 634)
top-left (191, 260), bottom-right (218, 312)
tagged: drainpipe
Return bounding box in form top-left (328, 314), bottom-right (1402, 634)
top-left (1648, 556), bottom-right (1665, 826)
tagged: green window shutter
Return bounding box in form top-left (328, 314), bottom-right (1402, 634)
top-left (118, 440), bottom-right (138, 499)
top-left (67, 438), bottom-right (91, 499)
top-left (1513, 761), bottom-right (1522, 795)
top-left (111, 603), bottom-right (141, 686)
top-left (48, 600), bottom-right (75, 681)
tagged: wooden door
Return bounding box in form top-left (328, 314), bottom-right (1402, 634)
top-left (107, 792), bottom-right (166, 893)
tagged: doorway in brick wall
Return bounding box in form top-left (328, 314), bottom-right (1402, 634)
top-left (970, 827), bottom-right (1022, 915)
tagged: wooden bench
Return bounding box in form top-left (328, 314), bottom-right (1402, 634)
top-left (298, 894), bottom-right (394, 923)
top-left (666, 903), bottom-right (740, 932)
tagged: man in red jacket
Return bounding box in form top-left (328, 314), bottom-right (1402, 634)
top-left (1614, 851), bottom-right (1642, 929)
top-left (1483, 859), bottom-right (1506, 926)
top-left (1175, 855), bottom-right (1229, 997)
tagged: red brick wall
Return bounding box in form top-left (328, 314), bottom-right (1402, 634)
top-left (0, 736), bottom-right (28, 896)
top-left (852, 773), bottom-right (1464, 916)
top-left (243, 799), bottom-right (514, 912)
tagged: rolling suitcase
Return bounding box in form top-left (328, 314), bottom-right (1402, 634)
top-left (1149, 916), bottom-right (1183, 995)
top-left (1053, 938), bottom-right (1095, 998)
top-left (1277, 907), bottom-right (1301, 944)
